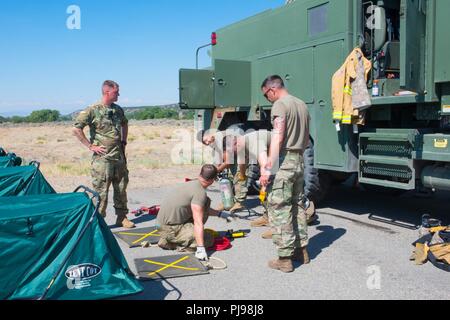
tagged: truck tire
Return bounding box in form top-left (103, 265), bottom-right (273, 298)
top-left (246, 164), bottom-right (261, 195)
top-left (303, 142), bottom-right (331, 204)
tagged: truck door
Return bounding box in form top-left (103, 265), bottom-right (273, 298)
top-left (400, 0), bottom-right (426, 92)
top-left (179, 69), bottom-right (214, 109)
top-left (214, 59), bottom-right (251, 107)
top-left (314, 41), bottom-right (348, 170)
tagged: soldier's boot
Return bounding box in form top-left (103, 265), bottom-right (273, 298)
top-left (305, 201), bottom-right (318, 225)
top-left (261, 229), bottom-right (273, 239)
top-left (230, 202), bottom-right (245, 213)
top-left (292, 247), bottom-right (310, 264)
top-left (215, 203), bottom-right (225, 212)
top-left (158, 238), bottom-right (177, 251)
top-left (251, 215), bottom-right (269, 227)
top-left (268, 257), bottom-right (294, 273)
top-left (116, 216), bottom-right (135, 229)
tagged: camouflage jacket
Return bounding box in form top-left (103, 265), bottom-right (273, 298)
top-left (74, 102), bottom-right (128, 161)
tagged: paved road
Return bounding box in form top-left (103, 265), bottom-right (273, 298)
top-left (104, 182), bottom-right (450, 300)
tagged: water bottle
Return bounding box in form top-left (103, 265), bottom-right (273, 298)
top-left (372, 80), bottom-right (380, 97)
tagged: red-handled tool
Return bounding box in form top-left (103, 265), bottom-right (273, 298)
top-left (132, 205), bottom-right (160, 217)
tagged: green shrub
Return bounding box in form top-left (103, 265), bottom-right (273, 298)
top-left (27, 109), bottom-right (60, 123)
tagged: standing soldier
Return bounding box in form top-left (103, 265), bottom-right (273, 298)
top-left (73, 80), bottom-right (135, 229)
top-left (260, 75), bottom-right (310, 273)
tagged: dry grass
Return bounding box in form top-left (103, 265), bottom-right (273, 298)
top-left (0, 122), bottom-right (202, 193)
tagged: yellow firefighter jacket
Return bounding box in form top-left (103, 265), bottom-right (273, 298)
top-left (332, 48), bottom-right (372, 125)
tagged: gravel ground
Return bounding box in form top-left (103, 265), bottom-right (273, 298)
top-left (102, 183), bottom-right (450, 300)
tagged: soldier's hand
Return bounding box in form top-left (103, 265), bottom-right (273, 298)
top-left (259, 174), bottom-right (271, 188)
top-left (195, 246), bottom-right (208, 261)
top-left (89, 144), bottom-right (107, 155)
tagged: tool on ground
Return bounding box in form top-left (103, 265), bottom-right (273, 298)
top-left (131, 205), bottom-right (160, 217)
top-left (225, 229), bottom-right (248, 239)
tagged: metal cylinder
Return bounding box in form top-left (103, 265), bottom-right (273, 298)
top-left (220, 177), bottom-right (235, 210)
top-left (421, 165), bottom-right (450, 191)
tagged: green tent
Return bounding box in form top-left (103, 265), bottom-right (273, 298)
top-left (0, 153), bottom-right (22, 168)
top-left (0, 187), bottom-right (143, 300)
top-left (0, 162), bottom-right (55, 196)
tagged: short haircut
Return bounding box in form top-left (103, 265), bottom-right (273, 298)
top-left (200, 164), bottom-right (218, 181)
top-left (102, 80), bottom-right (119, 92)
top-left (261, 75), bottom-right (285, 89)
top-left (196, 130), bottom-right (206, 144)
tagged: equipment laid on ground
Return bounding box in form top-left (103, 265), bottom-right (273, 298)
top-left (0, 153), bottom-right (22, 168)
top-left (0, 186), bottom-right (143, 300)
top-left (135, 254), bottom-right (209, 280)
top-left (225, 229), bottom-right (248, 239)
top-left (411, 214), bottom-right (450, 272)
top-left (0, 148), bottom-right (7, 157)
top-left (114, 226), bottom-right (161, 248)
top-left (219, 172), bottom-right (235, 211)
top-left (131, 205), bottom-right (160, 217)
top-left (0, 162), bottom-right (55, 197)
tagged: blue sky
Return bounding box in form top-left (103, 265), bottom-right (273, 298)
top-left (0, 0), bottom-right (284, 116)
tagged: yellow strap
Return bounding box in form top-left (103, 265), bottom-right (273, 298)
top-left (144, 259), bottom-right (200, 272)
top-left (430, 226), bottom-right (448, 233)
top-left (131, 230), bottom-right (160, 245)
top-left (118, 232), bottom-right (148, 236)
top-left (342, 116), bottom-right (352, 124)
top-left (344, 86), bottom-right (353, 95)
top-left (333, 112), bottom-right (343, 120)
top-left (147, 256), bottom-right (194, 276)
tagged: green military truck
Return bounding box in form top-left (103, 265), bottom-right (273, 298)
top-left (179, 0), bottom-right (450, 204)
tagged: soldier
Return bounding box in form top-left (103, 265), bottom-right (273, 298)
top-left (198, 130), bottom-right (247, 212)
top-left (260, 75), bottom-right (311, 273)
top-left (73, 80), bottom-right (135, 229)
top-left (157, 164), bottom-right (232, 261)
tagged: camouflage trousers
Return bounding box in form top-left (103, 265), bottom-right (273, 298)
top-left (267, 151), bottom-right (308, 257)
top-left (91, 158), bottom-right (129, 218)
top-left (158, 219), bottom-right (214, 250)
top-left (233, 167), bottom-right (250, 204)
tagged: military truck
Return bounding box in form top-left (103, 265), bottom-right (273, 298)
top-left (179, 0), bottom-right (450, 204)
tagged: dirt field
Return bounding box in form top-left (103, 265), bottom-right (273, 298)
top-left (0, 120), bottom-right (202, 192)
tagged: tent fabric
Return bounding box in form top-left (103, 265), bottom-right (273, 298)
top-left (0, 165), bottom-right (55, 196)
top-left (0, 192), bottom-right (143, 300)
top-left (0, 154), bottom-right (22, 168)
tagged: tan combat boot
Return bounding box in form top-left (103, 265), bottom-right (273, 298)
top-left (268, 257), bottom-right (294, 273)
top-left (116, 216), bottom-right (135, 229)
top-left (292, 247), bottom-right (310, 264)
top-left (261, 228), bottom-right (273, 239)
top-left (306, 201), bottom-right (318, 225)
top-left (215, 203), bottom-right (225, 212)
top-left (230, 202), bottom-right (245, 213)
top-left (251, 215), bottom-right (269, 227)
top-left (158, 238), bottom-right (177, 251)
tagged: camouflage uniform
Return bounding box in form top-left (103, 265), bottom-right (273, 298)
top-left (158, 222), bottom-right (215, 251)
top-left (266, 94), bottom-right (310, 258)
top-left (232, 167), bottom-right (249, 204)
top-left (74, 102), bottom-right (129, 218)
top-left (267, 152), bottom-right (308, 257)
